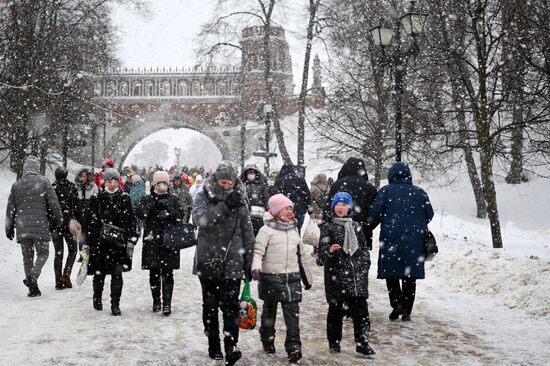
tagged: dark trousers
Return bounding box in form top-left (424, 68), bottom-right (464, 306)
top-left (93, 271), bottom-right (123, 305)
top-left (327, 298), bottom-right (371, 347)
top-left (251, 217), bottom-right (264, 236)
top-left (296, 214), bottom-right (306, 234)
top-left (260, 300), bottom-right (301, 353)
top-left (386, 278), bottom-right (416, 316)
top-left (52, 230), bottom-right (77, 277)
top-left (150, 268), bottom-right (174, 304)
top-left (199, 277), bottom-right (241, 349)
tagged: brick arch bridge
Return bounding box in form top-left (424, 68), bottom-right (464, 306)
top-left (71, 25), bottom-right (324, 168)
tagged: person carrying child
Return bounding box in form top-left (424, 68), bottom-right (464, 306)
top-left (251, 194), bottom-right (312, 363)
top-left (319, 192), bottom-right (375, 356)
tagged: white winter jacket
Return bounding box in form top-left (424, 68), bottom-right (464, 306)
top-left (252, 223), bottom-right (311, 279)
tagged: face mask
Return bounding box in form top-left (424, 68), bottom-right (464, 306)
top-left (224, 188), bottom-right (234, 195)
top-left (156, 182), bottom-right (168, 190)
top-left (247, 173), bottom-right (256, 182)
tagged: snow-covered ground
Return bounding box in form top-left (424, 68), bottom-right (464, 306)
top-left (1, 123), bottom-right (549, 364)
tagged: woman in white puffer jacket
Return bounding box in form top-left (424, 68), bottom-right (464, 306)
top-left (251, 194), bottom-right (312, 364)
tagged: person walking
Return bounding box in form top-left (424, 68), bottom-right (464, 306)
top-left (75, 168), bottom-right (98, 260)
top-left (51, 167), bottom-right (81, 290)
top-left (129, 174), bottom-right (145, 208)
top-left (240, 164), bottom-right (270, 235)
top-left (323, 157), bottom-right (378, 250)
top-left (136, 171), bottom-right (185, 316)
top-left (368, 162), bottom-right (434, 321)
top-left (273, 164), bottom-right (312, 231)
top-left (83, 168), bottom-right (133, 316)
top-left (5, 156), bottom-right (64, 297)
top-left (319, 192), bottom-right (375, 356)
top-left (171, 175), bottom-right (193, 223)
top-left (251, 194), bottom-right (312, 363)
top-left (190, 174), bottom-right (204, 200)
top-left (310, 173), bottom-right (330, 222)
top-left (192, 162), bottom-right (255, 366)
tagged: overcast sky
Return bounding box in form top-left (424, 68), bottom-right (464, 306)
top-left (111, 0), bottom-right (324, 93)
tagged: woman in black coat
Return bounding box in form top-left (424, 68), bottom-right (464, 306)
top-left (84, 169), bottom-right (133, 316)
top-left (240, 164), bottom-right (270, 235)
top-left (319, 192), bottom-right (375, 356)
top-left (135, 171), bottom-right (184, 316)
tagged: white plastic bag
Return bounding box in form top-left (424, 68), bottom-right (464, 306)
top-left (250, 206), bottom-right (266, 219)
top-left (69, 219), bottom-right (82, 237)
top-left (302, 218), bottom-right (320, 246)
top-left (76, 244), bottom-right (89, 286)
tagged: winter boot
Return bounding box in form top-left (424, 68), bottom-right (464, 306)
top-left (62, 268), bottom-right (72, 289)
top-left (356, 343), bottom-right (376, 356)
top-left (262, 342), bottom-right (276, 354)
top-left (151, 285), bottom-right (161, 312)
top-left (93, 280), bottom-right (103, 311)
top-left (208, 336), bottom-right (223, 360)
top-left (329, 343), bottom-right (341, 354)
top-left (111, 299), bottom-right (121, 316)
top-left (161, 278), bottom-right (173, 316)
top-left (55, 277), bottom-right (66, 290)
top-left (224, 346), bottom-right (242, 366)
top-left (24, 276), bottom-right (41, 297)
top-left (402, 314), bottom-right (411, 322)
top-left (389, 304), bottom-right (405, 320)
top-left (287, 347), bottom-right (302, 363)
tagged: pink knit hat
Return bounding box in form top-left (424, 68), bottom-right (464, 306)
top-left (152, 171), bottom-right (170, 186)
top-left (268, 194), bottom-right (294, 215)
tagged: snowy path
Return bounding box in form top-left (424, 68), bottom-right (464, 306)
top-left (1, 239), bottom-right (549, 366)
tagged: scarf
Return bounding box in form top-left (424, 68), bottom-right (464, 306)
top-left (263, 213), bottom-right (297, 231)
top-left (331, 217), bottom-right (359, 256)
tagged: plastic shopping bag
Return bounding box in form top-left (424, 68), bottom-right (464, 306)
top-left (239, 279), bottom-right (257, 330)
top-left (302, 217), bottom-right (320, 247)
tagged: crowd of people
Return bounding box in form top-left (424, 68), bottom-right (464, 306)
top-left (5, 155), bottom-right (433, 365)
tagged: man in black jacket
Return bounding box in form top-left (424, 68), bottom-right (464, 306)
top-left (51, 167), bottom-right (81, 290)
top-left (323, 158), bottom-right (378, 250)
top-left (273, 164), bottom-right (312, 231)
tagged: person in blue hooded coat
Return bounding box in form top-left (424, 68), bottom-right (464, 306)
top-left (368, 162), bottom-right (434, 322)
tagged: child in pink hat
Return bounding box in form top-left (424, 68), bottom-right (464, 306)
top-left (251, 193), bottom-right (312, 363)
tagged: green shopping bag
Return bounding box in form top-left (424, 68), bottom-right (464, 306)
top-left (239, 279), bottom-right (257, 330)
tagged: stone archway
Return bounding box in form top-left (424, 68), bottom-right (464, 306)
top-left (105, 111), bottom-right (231, 167)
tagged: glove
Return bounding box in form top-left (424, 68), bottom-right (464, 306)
top-left (157, 209), bottom-right (170, 220)
top-left (224, 191), bottom-right (243, 210)
top-left (157, 198), bottom-right (169, 210)
top-left (251, 269), bottom-right (262, 281)
top-left (6, 228), bottom-right (14, 241)
top-left (304, 284), bottom-right (312, 290)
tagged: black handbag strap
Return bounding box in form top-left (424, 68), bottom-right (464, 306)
top-left (222, 214), bottom-right (240, 263)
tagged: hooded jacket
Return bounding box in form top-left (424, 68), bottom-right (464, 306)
top-left (5, 157), bottom-right (63, 242)
top-left (240, 164), bottom-right (270, 209)
top-left (323, 157), bottom-right (378, 249)
top-left (52, 167), bottom-right (81, 230)
top-left (273, 164), bottom-right (312, 216)
top-left (368, 162), bottom-right (434, 279)
top-left (310, 173), bottom-right (330, 218)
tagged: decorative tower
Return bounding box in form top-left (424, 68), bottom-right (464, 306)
top-left (311, 54), bottom-right (322, 95)
top-left (240, 25), bottom-right (294, 119)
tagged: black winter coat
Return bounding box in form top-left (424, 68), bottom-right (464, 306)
top-left (51, 179), bottom-right (80, 233)
top-left (85, 189), bottom-right (133, 275)
top-left (274, 164), bottom-right (312, 216)
top-left (319, 217), bottom-right (371, 303)
top-left (323, 158), bottom-right (378, 249)
top-left (240, 165), bottom-right (270, 209)
top-left (135, 189), bottom-right (185, 271)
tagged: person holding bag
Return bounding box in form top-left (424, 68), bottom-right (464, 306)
top-left (251, 194), bottom-right (313, 364)
top-left (368, 162), bottom-right (434, 322)
top-left (319, 192), bottom-right (375, 356)
top-left (83, 168), bottom-right (133, 316)
top-left (135, 170), bottom-right (184, 316)
top-left (192, 162), bottom-right (255, 366)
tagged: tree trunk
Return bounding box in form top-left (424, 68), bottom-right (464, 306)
top-left (451, 78), bottom-right (487, 218)
top-left (297, 0), bottom-right (320, 167)
top-left (505, 104), bottom-right (527, 184)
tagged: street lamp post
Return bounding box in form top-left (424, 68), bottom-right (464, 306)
top-left (89, 113), bottom-right (97, 173)
top-left (264, 102), bottom-right (272, 176)
top-left (370, 1), bottom-right (427, 162)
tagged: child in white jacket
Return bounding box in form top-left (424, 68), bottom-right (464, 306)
top-left (251, 194), bottom-right (312, 363)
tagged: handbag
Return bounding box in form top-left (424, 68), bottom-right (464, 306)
top-left (162, 223), bottom-right (197, 251)
top-left (424, 230), bottom-right (438, 261)
top-left (197, 219), bottom-right (239, 279)
top-left (101, 223), bottom-right (127, 244)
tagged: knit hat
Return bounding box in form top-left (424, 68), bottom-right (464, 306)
top-left (268, 194), bottom-right (294, 216)
top-left (102, 158), bottom-right (115, 169)
top-left (152, 170), bottom-right (170, 186)
top-left (103, 168), bottom-right (120, 182)
top-left (22, 156), bottom-right (40, 175)
top-left (55, 166), bottom-right (68, 181)
top-left (331, 192), bottom-right (353, 211)
top-left (215, 162), bottom-right (237, 182)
